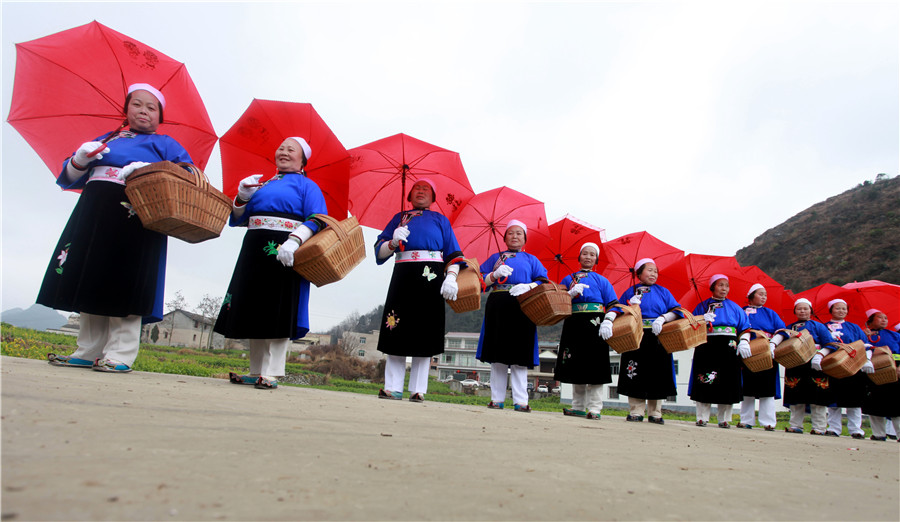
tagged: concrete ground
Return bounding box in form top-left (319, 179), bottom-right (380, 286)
top-left (2, 355), bottom-right (898, 521)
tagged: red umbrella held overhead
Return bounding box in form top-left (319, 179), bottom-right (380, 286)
top-left (451, 186), bottom-right (550, 264)
top-left (219, 99), bottom-right (350, 219)
top-left (675, 254), bottom-right (746, 311)
top-left (788, 283), bottom-right (861, 324)
top-left (734, 265), bottom-right (788, 314)
top-left (8, 21), bottom-right (217, 176)
top-left (348, 133), bottom-right (474, 228)
top-left (602, 231), bottom-right (688, 298)
top-left (842, 280), bottom-right (900, 326)
top-left (533, 214), bottom-right (611, 284)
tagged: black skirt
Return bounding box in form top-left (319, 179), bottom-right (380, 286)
top-left (554, 312), bottom-right (612, 385)
top-left (616, 329), bottom-right (676, 400)
top-left (376, 260), bottom-right (446, 358)
top-left (863, 379), bottom-right (900, 417)
top-left (477, 291), bottom-right (538, 368)
top-left (214, 229), bottom-right (304, 340)
top-left (37, 181), bottom-right (166, 319)
top-left (831, 372), bottom-right (869, 408)
top-left (688, 335), bottom-right (743, 404)
top-left (740, 364), bottom-right (780, 398)
top-left (782, 363), bottom-right (836, 406)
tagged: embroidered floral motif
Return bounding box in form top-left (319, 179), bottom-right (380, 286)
top-left (222, 293), bottom-right (232, 311)
top-left (411, 251), bottom-right (422, 260)
top-left (626, 360), bottom-right (638, 379)
top-left (785, 377), bottom-right (800, 389)
top-left (698, 371), bottom-right (718, 384)
top-left (590, 317), bottom-right (602, 327)
top-left (422, 266), bottom-right (436, 281)
top-left (120, 201), bottom-right (136, 218)
top-left (250, 216), bottom-right (298, 230)
top-left (813, 377), bottom-right (830, 389)
top-left (263, 241), bottom-right (279, 256)
top-left (728, 340), bottom-right (737, 349)
top-left (55, 243), bottom-right (71, 275)
top-left (385, 310), bottom-right (400, 330)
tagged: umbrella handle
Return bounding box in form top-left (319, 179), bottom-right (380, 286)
top-left (86, 143), bottom-right (107, 158)
top-left (87, 120), bottom-right (129, 157)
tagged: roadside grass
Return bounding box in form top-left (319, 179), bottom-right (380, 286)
top-left (0, 324), bottom-right (876, 436)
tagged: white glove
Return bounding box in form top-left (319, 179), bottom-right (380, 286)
top-left (831, 330), bottom-right (843, 341)
top-left (628, 295), bottom-right (642, 305)
top-left (651, 316), bottom-right (666, 336)
top-left (567, 283), bottom-right (588, 297)
top-left (238, 174), bottom-right (263, 202)
top-left (737, 339), bottom-right (753, 359)
top-left (703, 312), bottom-right (716, 324)
top-left (769, 342), bottom-right (777, 359)
top-left (810, 353), bottom-right (823, 371)
top-left (276, 236), bottom-right (301, 267)
top-left (510, 282), bottom-right (536, 297)
top-left (73, 141), bottom-right (109, 167)
top-left (493, 264), bottom-right (514, 280)
top-left (861, 361), bottom-right (874, 374)
top-left (441, 268), bottom-right (459, 300)
top-left (599, 319), bottom-right (614, 340)
top-left (391, 226), bottom-right (410, 249)
top-left (118, 161), bottom-right (150, 181)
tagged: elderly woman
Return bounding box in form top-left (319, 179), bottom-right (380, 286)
top-left (822, 299), bottom-right (874, 438)
top-left (770, 298), bottom-right (835, 434)
top-left (41, 84), bottom-right (192, 373)
top-left (602, 258), bottom-right (681, 424)
top-left (738, 284), bottom-right (786, 430)
top-left (553, 243), bottom-right (619, 420)
top-left (862, 310), bottom-right (900, 441)
top-left (374, 179), bottom-right (464, 402)
top-left (477, 220), bottom-right (548, 412)
top-left (214, 136), bottom-right (326, 390)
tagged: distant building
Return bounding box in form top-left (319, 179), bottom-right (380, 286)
top-left (45, 313), bottom-right (80, 337)
top-left (342, 330), bottom-right (383, 362)
top-left (142, 309), bottom-right (225, 350)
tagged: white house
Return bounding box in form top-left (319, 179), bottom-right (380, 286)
top-left (142, 309), bottom-right (225, 350)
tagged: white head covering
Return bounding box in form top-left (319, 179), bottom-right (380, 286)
top-left (288, 137), bottom-right (312, 162)
top-left (127, 83), bottom-right (166, 109)
top-left (794, 298), bottom-right (813, 309)
top-left (894, 322), bottom-right (900, 332)
top-left (866, 308), bottom-right (882, 319)
top-left (709, 274), bottom-right (729, 287)
top-left (747, 283), bottom-right (765, 298)
top-left (580, 242), bottom-right (600, 255)
top-left (634, 257), bottom-right (655, 273)
top-left (409, 178), bottom-right (437, 199)
top-left (827, 298), bottom-right (847, 311)
top-left (506, 219), bottom-right (527, 235)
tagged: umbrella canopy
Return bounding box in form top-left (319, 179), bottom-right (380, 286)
top-left (533, 214), bottom-right (611, 284)
top-left (451, 186), bottom-right (550, 264)
top-left (734, 265), bottom-right (788, 314)
top-left (602, 231), bottom-right (688, 299)
top-left (675, 254), bottom-right (746, 311)
top-left (787, 283), bottom-right (859, 324)
top-left (8, 21), bottom-right (217, 176)
top-left (842, 280), bottom-right (900, 326)
top-left (219, 99), bottom-right (350, 219)
top-left (347, 133), bottom-right (474, 228)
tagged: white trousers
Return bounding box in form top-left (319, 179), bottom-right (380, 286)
top-left (628, 397), bottom-right (662, 418)
top-left (72, 312), bottom-right (142, 366)
top-left (789, 404), bottom-right (827, 431)
top-left (827, 406), bottom-right (863, 436)
top-left (572, 384), bottom-right (604, 414)
top-left (248, 338), bottom-right (290, 378)
top-left (740, 396), bottom-right (777, 427)
top-left (490, 363), bottom-right (529, 405)
top-left (888, 418), bottom-right (898, 437)
top-left (384, 355), bottom-right (430, 395)
top-left (870, 416), bottom-right (900, 439)
top-left (695, 402), bottom-right (733, 424)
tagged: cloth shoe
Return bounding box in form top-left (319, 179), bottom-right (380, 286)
top-left (718, 422), bottom-right (730, 429)
top-left (409, 393), bottom-right (425, 403)
top-left (696, 420), bottom-right (708, 427)
top-left (563, 408), bottom-right (587, 417)
top-left (92, 358), bottom-right (132, 373)
top-left (870, 435), bottom-right (887, 441)
top-left (47, 353), bottom-right (93, 368)
top-left (378, 389), bottom-right (402, 400)
top-left (850, 433), bottom-right (864, 439)
top-left (626, 415), bottom-right (644, 422)
top-left (487, 401), bottom-right (504, 409)
top-left (736, 423), bottom-right (753, 429)
top-left (513, 404), bottom-right (532, 413)
top-left (785, 427), bottom-right (803, 433)
top-left (586, 412), bottom-right (601, 420)
top-left (254, 377), bottom-right (278, 389)
top-left (648, 416), bottom-right (665, 425)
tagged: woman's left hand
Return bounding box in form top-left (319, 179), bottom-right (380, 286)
top-left (510, 283), bottom-right (536, 297)
top-left (118, 161), bottom-right (151, 181)
top-left (441, 277), bottom-right (459, 300)
top-left (737, 339), bottom-right (753, 359)
top-left (277, 237), bottom-right (301, 267)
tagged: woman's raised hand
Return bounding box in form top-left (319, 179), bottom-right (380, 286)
top-left (238, 174), bottom-right (264, 202)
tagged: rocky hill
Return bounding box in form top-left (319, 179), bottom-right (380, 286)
top-left (735, 174), bottom-right (899, 293)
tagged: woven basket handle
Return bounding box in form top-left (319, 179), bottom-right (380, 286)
top-left (613, 303), bottom-right (639, 318)
top-left (309, 214), bottom-right (345, 241)
top-left (749, 329), bottom-right (771, 340)
top-left (673, 306), bottom-right (701, 330)
top-left (177, 162), bottom-right (209, 191)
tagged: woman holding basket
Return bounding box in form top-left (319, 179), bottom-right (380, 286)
top-left (862, 310), bottom-right (900, 441)
top-left (601, 258), bottom-right (681, 424)
top-left (214, 136), bottom-right (326, 390)
top-left (738, 283), bottom-right (786, 430)
top-left (373, 179), bottom-right (465, 403)
top-left (553, 243), bottom-right (619, 420)
top-left (41, 84), bottom-right (192, 373)
top-left (823, 299), bottom-right (874, 438)
top-left (477, 220), bottom-right (548, 412)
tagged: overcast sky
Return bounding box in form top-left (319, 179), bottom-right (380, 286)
top-left (2, 1), bottom-right (898, 331)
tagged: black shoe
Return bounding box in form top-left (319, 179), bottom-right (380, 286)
top-left (626, 414), bottom-right (644, 422)
top-left (851, 433), bottom-right (864, 440)
top-left (870, 435), bottom-right (887, 441)
top-left (648, 416), bottom-right (664, 425)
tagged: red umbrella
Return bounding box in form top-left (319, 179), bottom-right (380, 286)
top-left (842, 280), bottom-right (900, 326)
top-left (788, 283), bottom-right (862, 324)
top-left (219, 99), bottom-right (350, 219)
top-left (451, 186), bottom-right (550, 264)
top-left (347, 133), bottom-right (474, 228)
top-left (602, 231), bottom-right (688, 298)
top-left (675, 254), bottom-right (746, 311)
top-left (734, 265), bottom-right (788, 314)
top-left (532, 214), bottom-right (611, 284)
top-left (8, 21), bottom-right (217, 176)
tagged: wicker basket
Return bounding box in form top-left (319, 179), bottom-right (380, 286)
top-left (773, 329), bottom-right (816, 368)
top-left (743, 330), bottom-right (774, 372)
top-left (447, 258), bottom-right (483, 313)
top-left (517, 282), bottom-right (572, 326)
top-left (292, 214), bottom-right (366, 287)
top-left (822, 340), bottom-right (867, 379)
top-left (869, 345), bottom-right (898, 385)
top-left (658, 307), bottom-right (707, 354)
top-left (607, 304), bottom-right (643, 354)
top-left (125, 161), bottom-right (231, 243)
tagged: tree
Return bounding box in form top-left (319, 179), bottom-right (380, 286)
top-left (150, 324), bottom-right (159, 343)
top-left (194, 294), bottom-right (223, 350)
top-left (339, 331), bottom-right (363, 356)
top-left (165, 291), bottom-right (187, 346)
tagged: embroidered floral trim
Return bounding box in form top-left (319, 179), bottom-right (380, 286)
top-left (55, 243), bottom-right (71, 275)
top-left (626, 360), bottom-right (638, 379)
top-left (263, 241), bottom-right (279, 256)
top-left (249, 216), bottom-right (299, 231)
top-left (223, 293), bottom-right (232, 311)
top-left (813, 377), bottom-right (829, 389)
top-left (698, 371), bottom-right (718, 384)
top-left (385, 310), bottom-right (400, 330)
top-left (784, 377), bottom-right (800, 389)
top-left (120, 201), bottom-right (136, 218)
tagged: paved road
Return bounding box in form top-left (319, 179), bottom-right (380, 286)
top-left (2, 356), bottom-right (898, 521)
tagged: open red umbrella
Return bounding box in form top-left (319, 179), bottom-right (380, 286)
top-left (451, 186), bottom-right (550, 264)
top-left (787, 283), bottom-right (862, 324)
top-left (842, 280), bottom-right (900, 326)
top-left (347, 133), bottom-right (474, 228)
top-left (532, 214), bottom-right (611, 284)
top-left (219, 99), bottom-right (350, 219)
top-left (8, 21), bottom-right (217, 176)
top-left (674, 254), bottom-right (746, 311)
top-left (734, 265), bottom-right (788, 314)
top-left (602, 231), bottom-right (688, 298)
